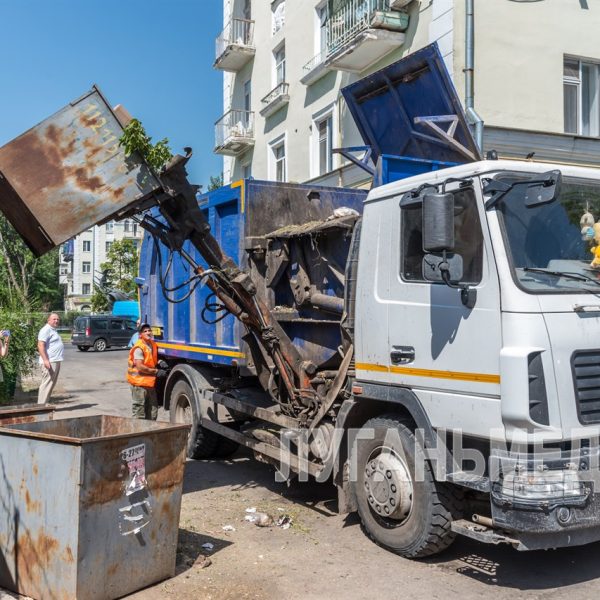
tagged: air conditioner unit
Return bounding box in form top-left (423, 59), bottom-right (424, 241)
top-left (390, 0), bottom-right (412, 9)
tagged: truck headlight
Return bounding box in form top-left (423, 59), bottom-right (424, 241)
top-left (499, 468), bottom-right (588, 502)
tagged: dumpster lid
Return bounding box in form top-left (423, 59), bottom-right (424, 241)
top-left (341, 42), bottom-right (481, 166)
top-left (0, 86), bottom-right (161, 257)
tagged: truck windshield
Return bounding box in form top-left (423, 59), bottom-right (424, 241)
top-left (496, 174), bottom-right (600, 293)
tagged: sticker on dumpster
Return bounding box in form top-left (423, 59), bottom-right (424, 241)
top-left (121, 443), bottom-right (147, 496)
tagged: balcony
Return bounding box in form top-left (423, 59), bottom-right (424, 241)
top-left (301, 50), bottom-right (332, 86)
top-left (61, 239), bottom-right (74, 262)
top-left (259, 83), bottom-right (290, 118)
top-left (324, 0), bottom-right (409, 73)
top-left (214, 18), bottom-right (255, 72)
top-left (214, 109), bottom-right (255, 156)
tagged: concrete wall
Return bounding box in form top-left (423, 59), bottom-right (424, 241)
top-left (464, 0), bottom-right (600, 134)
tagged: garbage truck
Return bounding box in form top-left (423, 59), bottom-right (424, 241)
top-left (3, 43), bottom-right (600, 558)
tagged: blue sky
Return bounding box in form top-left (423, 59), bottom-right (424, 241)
top-left (0, 0), bottom-right (224, 189)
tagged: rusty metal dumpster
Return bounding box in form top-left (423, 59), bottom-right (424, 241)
top-left (0, 404), bottom-right (55, 426)
top-left (0, 415), bottom-right (190, 600)
top-left (0, 86), bottom-right (161, 257)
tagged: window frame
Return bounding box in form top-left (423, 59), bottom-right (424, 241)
top-left (399, 186), bottom-right (484, 285)
top-left (564, 55), bottom-right (600, 137)
top-left (82, 240), bottom-right (91, 252)
top-left (268, 133), bottom-right (287, 182)
top-left (81, 261), bottom-right (91, 274)
top-left (82, 283), bottom-right (91, 295)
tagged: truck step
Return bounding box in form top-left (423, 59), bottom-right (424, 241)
top-left (446, 471), bottom-right (491, 492)
top-left (451, 519), bottom-right (520, 547)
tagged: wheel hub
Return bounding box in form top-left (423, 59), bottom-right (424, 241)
top-left (364, 450), bottom-right (413, 521)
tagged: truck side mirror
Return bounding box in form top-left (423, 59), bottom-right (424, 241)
top-left (422, 254), bottom-right (463, 283)
top-left (422, 192), bottom-right (455, 253)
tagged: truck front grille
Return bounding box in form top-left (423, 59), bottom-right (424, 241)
top-left (572, 350), bottom-right (600, 424)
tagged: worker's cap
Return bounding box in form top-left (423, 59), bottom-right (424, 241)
top-left (138, 322), bottom-right (152, 333)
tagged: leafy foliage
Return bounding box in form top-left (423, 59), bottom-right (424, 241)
top-left (0, 305), bottom-right (45, 402)
top-left (0, 214), bottom-right (62, 311)
top-left (119, 118), bottom-right (173, 172)
top-left (98, 239), bottom-right (139, 298)
top-left (90, 285), bottom-right (110, 313)
top-left (208, 173), bottom-right (224, 191)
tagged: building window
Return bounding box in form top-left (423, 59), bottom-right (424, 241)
top-left (105, 241), bottom-right (113, 253)
top-left (82, 240), bottom-right (91, 252)
top-left (311, 106), bottom-right (335, 177)
top-left (82, 262), bottom-right (91, 274)
top-left (82, 283), bottom-right (91, 295)
top-left (274, 45), bottom-right (286, 86)
top-left (106, 221), bottom-right (114, 233)
top-left (243, 162), bottom-right (252, 180)
top-left (243, 79), bottom-right (252, 126)
top-left (269, 136), bottom-right (287, 182)
top-left (243, 0), bottom-right (251, 20)
top-left (123, 220), bottom-right (130, 233)
top-left (316, 2), bottom-right (328, 56)
top-left (317, 116), bottom-right (333, 175)
top-left (564, 56), bottom-right (600, 136)
top-left (272, 0), bottom-right (285, 35)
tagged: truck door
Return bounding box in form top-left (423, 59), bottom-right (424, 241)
top-left (386, 181), bottom-right (502, 436)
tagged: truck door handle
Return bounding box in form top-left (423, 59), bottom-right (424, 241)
top-left (390, 346), bottom-right (415, 365)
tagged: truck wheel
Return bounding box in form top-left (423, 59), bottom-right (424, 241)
top-left (351, 415), bottom-right (462, 558)
top-left (169, 379), bottom-right (219, 459)
top-left (93, 338), bottom-right (107, 352)
top-left (213, 424), bottom-right (240, 458)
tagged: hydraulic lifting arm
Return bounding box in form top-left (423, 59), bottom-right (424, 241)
top-left (139, 152), bottom-right (325, 422)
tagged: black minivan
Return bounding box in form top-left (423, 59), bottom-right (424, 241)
top-left (71, 315), bottom-right (138, 352)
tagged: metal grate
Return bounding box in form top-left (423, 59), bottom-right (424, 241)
top-left (572, 350), bottom-right (600, 424)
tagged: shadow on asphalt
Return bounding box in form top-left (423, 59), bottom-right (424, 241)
top-left (182, 447), bottom-right (338, 519)
top-left (175, 528), bottom-right (232, 575)
top-left (425, 533), bottom-right (600, 589)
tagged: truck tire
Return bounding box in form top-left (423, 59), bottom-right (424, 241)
top-left (351, 415), bottom-right (462, 558)
top-left (213, 424), bottom-right (240, 458)
top-left (169, 379), bottom-right (219, 459)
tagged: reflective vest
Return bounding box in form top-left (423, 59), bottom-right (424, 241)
top-left (127, 339), bottom-right (158, 388)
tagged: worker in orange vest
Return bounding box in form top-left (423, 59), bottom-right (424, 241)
top-left (127, 323), bottom-right (168, 420)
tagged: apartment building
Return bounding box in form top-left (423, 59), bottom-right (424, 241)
top-left (59, 219), bottom-right (143, 311)
top-left (214, 0), bottom-right (600, 188)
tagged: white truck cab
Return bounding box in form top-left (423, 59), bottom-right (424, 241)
top-left (352, 159), bottom-right (600, 551)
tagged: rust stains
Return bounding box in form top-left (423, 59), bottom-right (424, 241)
top-left (72, 167), bottom-right (103, 192)
top-left (63, 546), bottom-right (74, 564)
top-left (24, 490), bottom-right (41, 514)
top-left (15, 531), bottom-right (60, 590)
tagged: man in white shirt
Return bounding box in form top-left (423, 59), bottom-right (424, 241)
top-left (37, 313), bottom-right (65, 404)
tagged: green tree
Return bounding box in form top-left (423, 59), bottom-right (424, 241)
top-left (0, 302), bottom-right (44, 402)
top-left (90, 285), bottom-right (110, 313)
top-left (208, 173), bottom-right (223, 191)
top-left (119, 118), bottom-right (173, 172)
top-left (0, 215), bottom-right (62, 311)
top-left (99, 239), bottom-right (139, 298)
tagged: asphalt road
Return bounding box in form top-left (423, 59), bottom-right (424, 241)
top-left (7, 346), bottom-right (600, 599)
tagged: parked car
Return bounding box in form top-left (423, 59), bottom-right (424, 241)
top-left (71, 315), bottom-right (138, 352)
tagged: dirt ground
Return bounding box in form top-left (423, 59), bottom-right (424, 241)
top-left (4, 347), bottom-right (600, 599)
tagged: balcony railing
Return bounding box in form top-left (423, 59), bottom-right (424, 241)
top-left (301, 49), bottom-right (331, 86)
top-left (325, 0), bottom-right (408, 72)
top-left (214, 18), bottom-right (255, 71)
top-left (214, 109), bottom-right (255, 156)
top-left (260, 83), bottom-right (290, 118)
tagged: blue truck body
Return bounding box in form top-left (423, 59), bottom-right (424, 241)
top-left (138, 179), bottom-right (368, 369)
